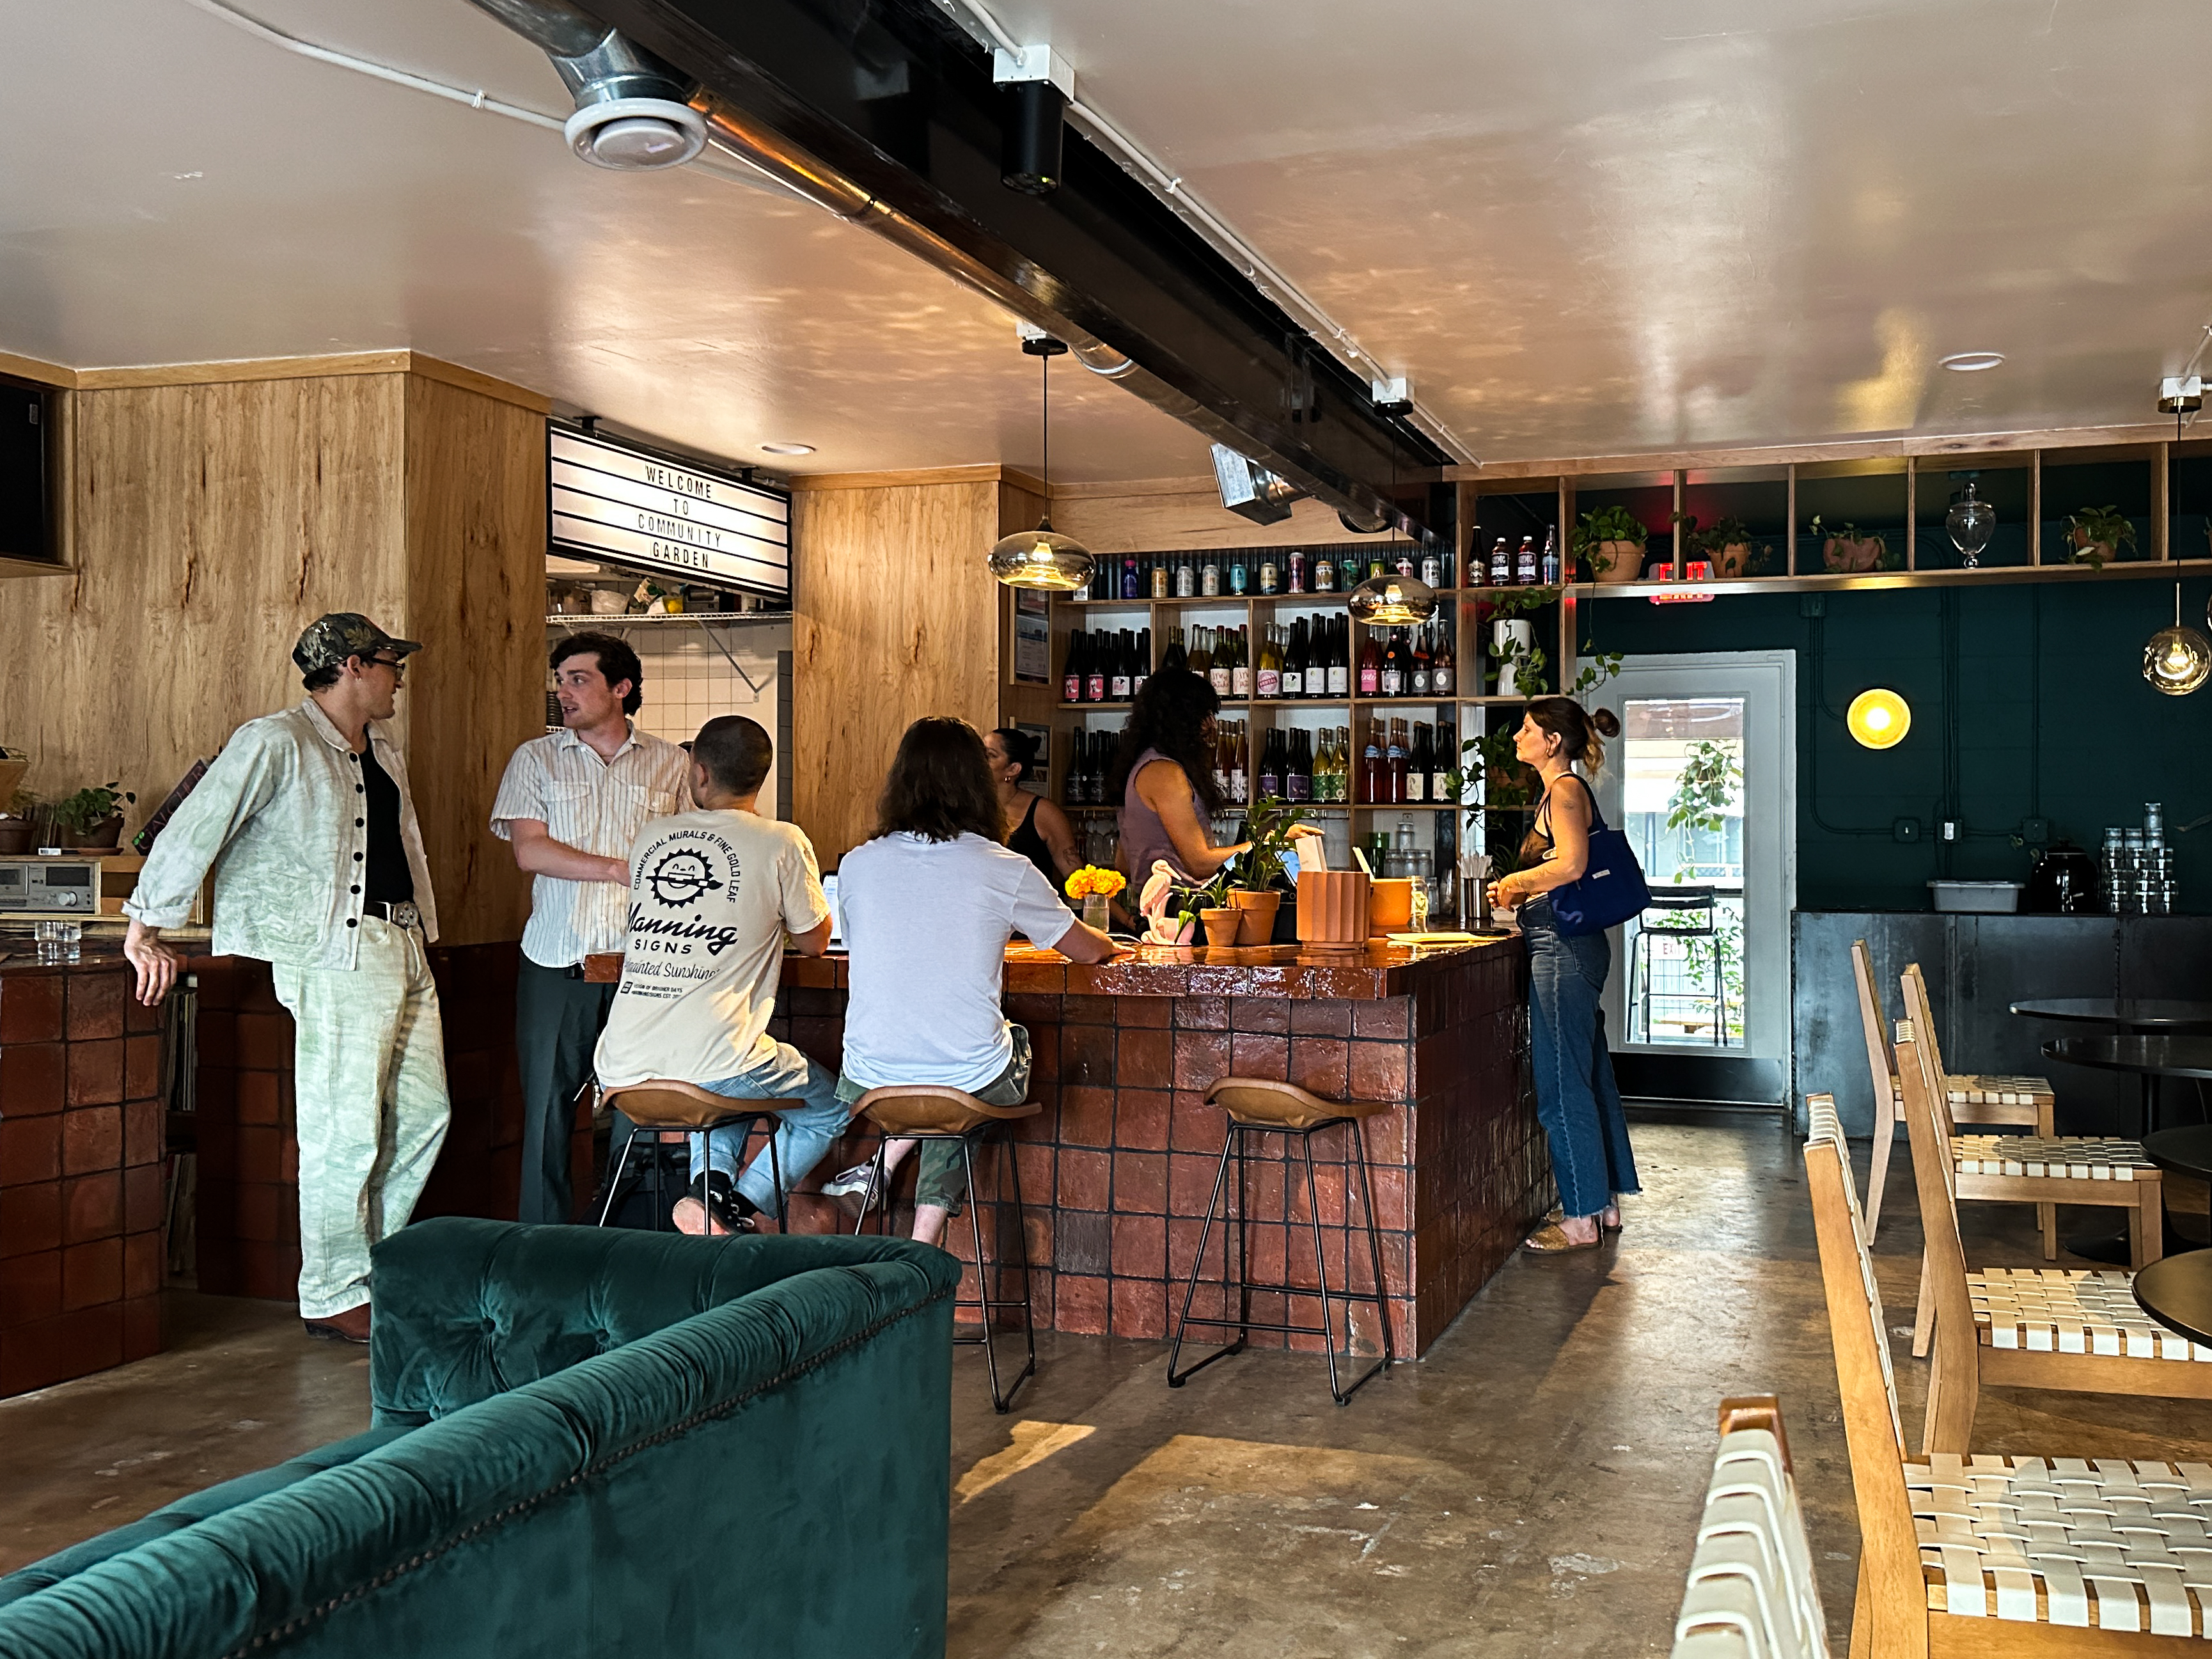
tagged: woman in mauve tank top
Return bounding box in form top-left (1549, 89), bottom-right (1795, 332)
top-left (1111, 670), bottom-right (1317, 886)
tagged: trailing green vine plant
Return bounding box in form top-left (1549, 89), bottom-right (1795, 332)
top-left (1450, 650), bottom-right (1624, 877)
top-left (2064, 505), bottom-right (2136, 570)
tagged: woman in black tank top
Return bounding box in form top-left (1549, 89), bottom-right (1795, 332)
top-left (1486, 698), bottom-right (1639, 1254)
top-left (987, 728), bottom-right (1081, 902)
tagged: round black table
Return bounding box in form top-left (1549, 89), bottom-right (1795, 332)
top-left (2043, 1035), bottom-right (2212, 1135)
top-left (2133, 1252), bottom-right (2212, 1348)
top-left (2144, 1125), bottom-right (2212, 1182)
top-left (2012, 998), bottom-right (2212, 1032)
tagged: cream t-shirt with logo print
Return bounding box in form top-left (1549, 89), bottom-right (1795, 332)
top-left (592, 808), bottom-right (831, 1090)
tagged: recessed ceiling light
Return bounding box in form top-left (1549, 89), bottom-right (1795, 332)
top-left (1938, 351), bottom-right (2005, 372)
top-left (760, 442), bottom-right (815, 455)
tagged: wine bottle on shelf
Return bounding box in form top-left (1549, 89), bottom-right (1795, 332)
top-left (1360, 721), bottom-right (1382, 805)
top-left (1487, 537), bottom-right (1511, 588)
top-left (1118, 556), bottom-right (1136, 601)
top-left (1516, 535), bottom-right (1539, 585)
top-left (1281, 619), bottom-right (1305, 698)
top-left (1211, 721), bottom-right (1231, 801)
top-left (1062, 730), bottom-right (1083, 805)
top-left (1406, 723), bottom-right (1429, 804)
top-left (1257, 728), bottom-right (1282, 799)
top-left (1410, 625), bottom-right (1432, 696)
top-left (1133, 627), bottom-right (1152, 696)
top-left (1161, 627), bottom-right (1188, 673)
top-left (1431, 723), bottom-right (1454, 805)
top-left (1288, 729), bottom-right (1314, 803)
top-left (1328, 618), bottom-right (1351, 698)
top-left (1231, 625), bottom-right (1253, 699)
top-left (1432, 620), bottom-right (1455, 695)
top-left (1380, 629), bottom-right (1406, 698)
top-left (1386, 719), bottom-right (1409, 805)
top-left (1540, 526), bottom-right (1561, 586)
top-left (1063, 631), bottom-right (1085, 704)
top-left (1109, 629), bottom-right (1133, 702)
top-left (1358, 628), bottom-right (1382, 696)
top-left (1256, 626), bottom-right (1282, 699)
top-left (1086, 634), bottom-right (1108, 704)
top-left (1228, 722), bottom-right (1249, 806)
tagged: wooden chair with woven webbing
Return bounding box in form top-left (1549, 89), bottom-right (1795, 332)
top-left (1807, 1097), bottom-right (2212, 1655)
top-left (1855, 941), bottom-right (2048, 1243)
top-left (1898, 1032), bottom-right (2212, 1458)
top-left (1668, 1396), bottom-right (1832, 1658)
top-left (1898, 971), bottom-right (2159, 1284)
top-left (1896, 960), bottom-right (2057, 1250)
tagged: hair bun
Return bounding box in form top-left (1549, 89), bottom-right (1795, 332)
top-left (1590, 707), bottom-right (1622, 739)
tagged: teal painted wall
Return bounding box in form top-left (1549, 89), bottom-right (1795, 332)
top-left (1577, 579), bottom-right (2212, 913)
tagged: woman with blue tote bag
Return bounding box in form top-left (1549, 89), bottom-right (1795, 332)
top-left (1486, 698), bottom-right (1647, 1254)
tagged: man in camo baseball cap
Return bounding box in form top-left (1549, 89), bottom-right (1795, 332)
top-left (292, 613), bottom-right (423, 677)
top-left (125, 605), bottom-right (446, 1347)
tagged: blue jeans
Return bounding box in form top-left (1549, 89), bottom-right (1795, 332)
top-left (1523, 895), bottom-right (1640, 1218)
top-left (686, 1041), bottom-right (849, 1211)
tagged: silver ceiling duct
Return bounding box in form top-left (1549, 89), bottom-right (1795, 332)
top-left (466, 0), bottom-right (705, 169)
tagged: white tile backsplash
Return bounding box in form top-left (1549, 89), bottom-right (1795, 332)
top-left (561, 622), bottom-right (790, 819)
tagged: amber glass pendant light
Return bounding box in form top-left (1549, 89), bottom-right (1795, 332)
top-left (988, 338), bottom-right (1095, 592)
top-left (2145, 582), bottom-right (2211, 696)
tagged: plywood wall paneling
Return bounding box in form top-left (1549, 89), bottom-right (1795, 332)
top-left (0, 373), bottom-right (408, 828)
top-left (792, 480), bottom-right (1000, 861)
top-left (0, 365), bottom-right (550, 948)
top-left (1047, 482), bottom-right (1408, 556)
top-left (402, 373), bottom-right (547, 947)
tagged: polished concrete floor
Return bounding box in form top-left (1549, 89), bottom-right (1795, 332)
top-left (8, 1120), bottom-right (2212, 1656)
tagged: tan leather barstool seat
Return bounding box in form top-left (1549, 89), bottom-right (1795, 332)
top-left (602, 1079), bottom-right (788, 1131)
top-left (852, 1085), bottom-right (1042, 1136)
top-left (1205, 1078), bottom-right (1390, 1131)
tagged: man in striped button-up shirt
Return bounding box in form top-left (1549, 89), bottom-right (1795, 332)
top-left (491, 632), bottom-right (690, 1223)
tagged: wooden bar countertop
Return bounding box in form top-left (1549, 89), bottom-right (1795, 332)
top-left (775, 934), bottom-right (1519, 1001)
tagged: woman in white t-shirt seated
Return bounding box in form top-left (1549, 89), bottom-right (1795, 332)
top-left (820, 718), bottom-right (1118, 1245)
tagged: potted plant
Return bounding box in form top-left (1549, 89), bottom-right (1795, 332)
top-left (1672, 513), bottom-right (1763, 578)
top-left (1570, 505), bottom-right (1649, 584)
top-left (2064, 505), bottom-right (2136, 570)
top-left (1233, 793), bottom-right (1314, 941)
top-left (51, 782), bottom-right (135, 849)
top-left (1811, 516), bottom-right (1894, 573)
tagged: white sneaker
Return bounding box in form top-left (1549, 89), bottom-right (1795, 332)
top-left (818, 1163), bottom-right (875, 1199)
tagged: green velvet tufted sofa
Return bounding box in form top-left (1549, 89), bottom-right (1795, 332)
top-left (0, 1218), bottom-right (961, 1658)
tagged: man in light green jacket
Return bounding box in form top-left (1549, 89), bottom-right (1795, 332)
top-left (124, 613), bottom-right (450, 1346)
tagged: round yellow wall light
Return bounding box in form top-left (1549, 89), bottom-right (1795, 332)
top-left (1846, 688), bottom-right (1911, 750)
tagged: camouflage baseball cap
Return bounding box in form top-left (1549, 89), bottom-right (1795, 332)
top-left (292, 613), bottom-right (423, 675)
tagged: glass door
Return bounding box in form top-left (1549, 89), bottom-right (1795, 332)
top-left (1587, 652), bottom-right (1796, 1069)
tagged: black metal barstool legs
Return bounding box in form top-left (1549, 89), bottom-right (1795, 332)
top-left (847, 1086), bottom-right (1043, 1414)
top-left (1168, 1078), bottom-right (1396, 1406)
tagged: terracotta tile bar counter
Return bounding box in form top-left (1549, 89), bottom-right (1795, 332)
top-left (0, 935), bottom-right (168, 1397)
top-left (775, 936), bottom-right (1548, 1356)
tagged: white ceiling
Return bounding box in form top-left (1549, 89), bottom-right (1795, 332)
top-left (6, 0), bottom-right (2212, 476)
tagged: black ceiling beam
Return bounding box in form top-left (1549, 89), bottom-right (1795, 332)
top-left (584, 0), bottom-right (1448, 536)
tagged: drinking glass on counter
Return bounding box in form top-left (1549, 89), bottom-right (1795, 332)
top-left (35, 918), bottom-right (81, 964)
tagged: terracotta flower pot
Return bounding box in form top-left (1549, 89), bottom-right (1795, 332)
top-left (61, 815), bottom-right (123, 849)
top-left (2069, 531), bottom-right (2118, 567)
top-left (1713, 541), bottom-right (1753, 578)
top-left (1199, 908), bottom-right (1243, 948)
top-left (1228, 888), bottom-right (1281, 944)
top-left (1587, 539), bottom-right (1646, 584)
top-left (1822, 536), bottom-right (1883, 574)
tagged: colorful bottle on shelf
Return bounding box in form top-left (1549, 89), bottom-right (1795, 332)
top-left (1289, 547), bottom-right (1306, 594)
top-left (1516, 536), bottom-right (1538, 585)
top-left (1358, 629), bottom-right (1382, 696)
top-left (1540, 526), bottom-right (1560, 586)
top-left (1487, 537), bottom-right (1511, 587)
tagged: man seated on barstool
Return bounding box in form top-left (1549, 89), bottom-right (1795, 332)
top-left (592, 714), bottom-right (839, 1235)
top-left (817, 717), bottom-right (1117, 1245)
